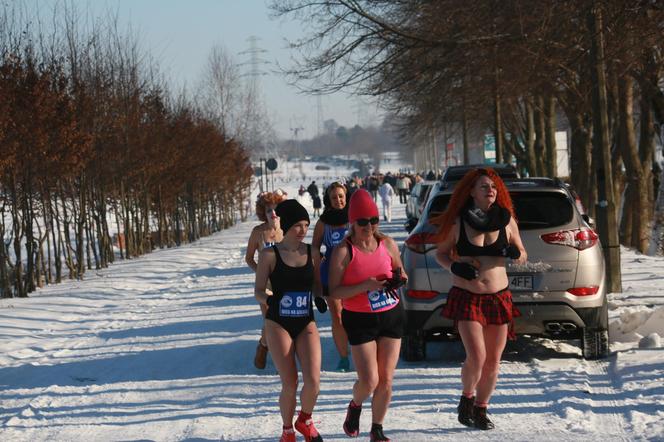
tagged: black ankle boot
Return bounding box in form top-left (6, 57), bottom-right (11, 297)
top-left (457, 395), bottom-right (474, 427)
top-left (473, 405), bottom-right (495, 430)
top-left (370, 423), bottom-right (390, 441)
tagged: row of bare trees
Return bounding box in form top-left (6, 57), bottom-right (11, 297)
top-left (273, 0), bottom-right (664, 256)
top-left (0, 4), bottom-right (253, 298)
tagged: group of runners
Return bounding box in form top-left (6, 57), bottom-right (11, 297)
top-left (245, 167), bottom-right (527, 441)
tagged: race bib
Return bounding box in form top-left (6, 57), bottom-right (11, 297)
top-left (279, 291), bottom-right (311, 317)
top-left (367, 289), bottom-right (398, 311)
top-left (330, 230), bottom-right (344, 246)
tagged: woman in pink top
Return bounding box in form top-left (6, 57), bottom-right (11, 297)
top-left (328, 189), bottom-right (408, 442)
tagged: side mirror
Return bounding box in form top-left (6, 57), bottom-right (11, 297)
top-left (405, 218), bottom-right (418, 233)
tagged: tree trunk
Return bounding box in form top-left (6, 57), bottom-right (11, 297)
top-left (23, 176), bottom-right (36, 294)
top-left (0, 210), bottom-right (13, 297)
top-left (494, 86), bottom-right (504, 164)
top-left (525, 97), bottom-right (538, 177)
top-left (588, 2), bottom-right (621, 292)
top-left (462, 98), bottom-right (470, 165)
top-left (638, 80), bottom-right (656, 250)
top-left (534, 95), bottom-right (547, 176)
top-left (10, 176), bottom-right (26, 297)
top-left (76, 175), bottom-right (86, 278)
top-left (617, 76), bottom-right (648, 252)
top-left (544, 96), bottom-right (557, 177)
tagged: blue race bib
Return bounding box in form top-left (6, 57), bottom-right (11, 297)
top-left (279, 291), bottom-right (311, 317)
top-left (367, 289), bottom-right (398, 311)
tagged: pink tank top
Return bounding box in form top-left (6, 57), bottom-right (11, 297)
top-left (341, 238), bottom-right (399, 313)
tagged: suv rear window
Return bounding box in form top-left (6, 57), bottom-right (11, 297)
top-left (426, 191), bottom-right (573, 230)
top-left (512, 192), bottom-right (573, 229)
top-left (428, 194), bottom-right (451, 217)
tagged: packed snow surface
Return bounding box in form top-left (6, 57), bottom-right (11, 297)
top-left (1, 160), bottom-right (663, 441)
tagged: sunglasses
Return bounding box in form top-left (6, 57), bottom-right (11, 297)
top-left (356, 217), bottom-right (379, 226)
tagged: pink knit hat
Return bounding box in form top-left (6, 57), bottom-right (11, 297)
top-left (348, 189), bottom-right (379, 223)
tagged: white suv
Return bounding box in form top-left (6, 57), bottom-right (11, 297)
top-left (399, 177), bottom-right (609, 361)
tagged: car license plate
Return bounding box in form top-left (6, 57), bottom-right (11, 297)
top-left (509, 275), bottom-right (533, 291)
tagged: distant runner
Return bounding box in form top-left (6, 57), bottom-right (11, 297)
top-left (245, 191), bottom-right (285, 369)
top-left (312, 182), bottom-right (350, 372)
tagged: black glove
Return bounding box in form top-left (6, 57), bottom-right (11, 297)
top-left (502, 244), bottom-right (521, 259)
top-left (383, 268), bottom-right (407, 292)
top-left (451, 262), bottom-right (479, 280)
top-left (314, 296), bottom-right (328, 313)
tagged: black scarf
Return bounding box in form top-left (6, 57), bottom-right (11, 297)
top-left (462, 202), bottom-right (510, 232)
top-left (320, 206), bottom-right (349, 226)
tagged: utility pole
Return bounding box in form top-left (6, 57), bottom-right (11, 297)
top-left (290, 123), bottom-right (304, 175)
top-left (587, 1), bottom-right (622, 293)
top-left (238, 36), bottom-right (270, 158)
top-left (316, 95), bottom-right (324, 137)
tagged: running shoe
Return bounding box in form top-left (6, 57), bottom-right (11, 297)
top-left (280, 427), bottom-right (296, 442)
top-left (457, 395), bottom-right (474, 427)
top-left (473, 405), bottom-right (495, 430)
top-left (342, 400), bottom-right (362, 437)
top-left (335, 356), bottom-right (350, 372)
top-left (295, 416), bottom-right (323, 442)
top-left (254, 341), bottom-right (268, 369)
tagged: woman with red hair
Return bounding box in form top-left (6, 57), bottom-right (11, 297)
top-left (431, 168), bottom-right (527, 431)
top-left (246, 191), bottom-right (286, 369)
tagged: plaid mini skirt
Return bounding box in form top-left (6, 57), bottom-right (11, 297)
top-left (441, 286), bottom-right (521, 339)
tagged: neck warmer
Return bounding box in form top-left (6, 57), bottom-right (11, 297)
top-left (320, 206), bottom-right (348, 226)
top-left (462, 202), bottom-right (510, 232)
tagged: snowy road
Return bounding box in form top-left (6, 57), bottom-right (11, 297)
top-left (1, 198), bottom-right (663, 441)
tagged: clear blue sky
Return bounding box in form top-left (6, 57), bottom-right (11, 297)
top-left (35, 0), bottom-right (381, 139)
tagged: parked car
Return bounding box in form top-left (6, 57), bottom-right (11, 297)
top-left (399, 177), bottom-right (609, 361)
top-left (406, 180), bottom-right (437, 222)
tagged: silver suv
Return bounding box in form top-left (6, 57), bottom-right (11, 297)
top-left (406, 180), bottom-right (437, 221)
top-left (400, 177), bottom-right (609, 360)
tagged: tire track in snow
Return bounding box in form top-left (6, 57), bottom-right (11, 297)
top-left (525, 356), bottom-right (628, 440)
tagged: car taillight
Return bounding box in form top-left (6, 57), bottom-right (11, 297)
top-left (540, 228), bottom-right (598, 250)
top-left (407, 289), bottom-right (439, 299)
top-left (567, 286), bottom-right (599, 296)
top-left (404, 232), bottom-right (437, 254)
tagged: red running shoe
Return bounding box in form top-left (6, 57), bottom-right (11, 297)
top-left (343, 401), bottom-right (362, 437)
top-left (295, 416), bottom-right (323, 442)
top-left (280, 427), bottom-right (296, 442)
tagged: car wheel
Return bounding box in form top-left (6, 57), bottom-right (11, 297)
top-left (582, 328), bottom-right (609, 360)
top-left (401, 329), bottom-right (426, 362)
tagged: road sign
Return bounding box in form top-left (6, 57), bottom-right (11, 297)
top-left (484, 134), bottom-right (496, 164)
top-left (266, 158), bottom-right (278, 170)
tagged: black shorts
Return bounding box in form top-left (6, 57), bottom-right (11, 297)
top-left (342, 302), bottom-right (405, 345)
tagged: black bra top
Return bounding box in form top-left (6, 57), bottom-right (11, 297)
top-left (456, 221), bottom-right (508, 257)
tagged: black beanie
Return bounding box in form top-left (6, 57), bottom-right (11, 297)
top-left (276, 199), bottom-right (310, 234)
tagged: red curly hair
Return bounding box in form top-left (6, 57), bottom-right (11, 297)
top-left (255, 191), bottom-right (286, 222)
top-left (430, 168), bottom-right (515, 242)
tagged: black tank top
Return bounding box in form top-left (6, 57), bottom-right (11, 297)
top-left (456, 221), bottom-right (508, 257)
top-left (267, 244), bottom-right (314, 318)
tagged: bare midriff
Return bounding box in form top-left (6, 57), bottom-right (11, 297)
top-left (452, 255), bottom-right (508, 294)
